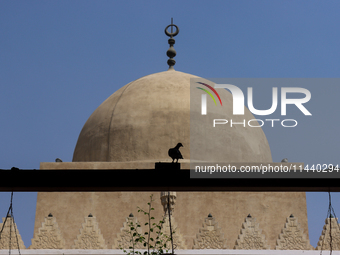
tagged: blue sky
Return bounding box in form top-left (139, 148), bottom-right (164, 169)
top-left (1, 0), bottom-right (340, 248)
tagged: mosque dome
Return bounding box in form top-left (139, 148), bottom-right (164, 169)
top-left (72, 69), bottom-right (272, 163)
top-left (73, 21), bottom-right (272, 163)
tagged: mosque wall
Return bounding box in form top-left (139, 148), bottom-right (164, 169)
top-left (0, 207), bottom-right (339, 251)
top-left (0, 250), bottom-right (340, 255)
top-left (0, 162), bottom-right (337, 251)
top-left (31, 191), bottom-right (312, 250)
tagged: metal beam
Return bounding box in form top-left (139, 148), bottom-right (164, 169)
top-left (0, 163), bottom-right (339, 192)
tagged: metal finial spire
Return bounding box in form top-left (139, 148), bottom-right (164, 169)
top-left (165, 18), bottom-right (179, 70)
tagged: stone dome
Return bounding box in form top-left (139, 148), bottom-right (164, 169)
top-left (72, 70), bottom-right (272, 162)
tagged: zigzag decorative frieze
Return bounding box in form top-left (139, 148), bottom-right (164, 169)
top-left (276, 214), bottom-right (313, 250)
top-left (73, 214), bottom-right (107, 249)
top-left (0, 216), bottom-right (25, 249)
top-left (316, 216), bottom-right (340, 250)
top-left (30, 213), bottom-right (65, 249)
top-left (114, 213), bottom-right (144, 249)
top-left (7, 209), bottom-right (317, 250)
top-left (234, 214), bottom-right (269, 250)
top-left (159, 214), bottom-right (187, 249)
top-left (193, 214), bottom-right (227, 249)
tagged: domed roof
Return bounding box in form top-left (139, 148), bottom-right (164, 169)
top-left (72, 70), bottom-right (272, 162)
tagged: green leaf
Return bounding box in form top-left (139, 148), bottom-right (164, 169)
top-left (145, 222), bottom-right (148, 225)
top-left (150, 228), bottom-right (153, 232)
top-left (133, 233), bottom-right (137, 236)
top-left (144, 243), bottom-right (147, 247)
top-left (144, 232), bottom-right (148, 235)
top-left (151, 217), bottom-right (155, 219)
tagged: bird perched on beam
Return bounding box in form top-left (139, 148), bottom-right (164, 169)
top-left (168, 143), bottom-right (183, 163)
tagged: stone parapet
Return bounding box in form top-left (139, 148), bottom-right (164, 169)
top-left (276, 215), bottom-right (313, 250)
top-left (30, 214), bottom-right (65, 249)
top-left (316, 217), bottom-right (340, 250)
top-left (0, 249), bottom-right (339, 255)
top-left (0, 216), bottom-right (25, 249)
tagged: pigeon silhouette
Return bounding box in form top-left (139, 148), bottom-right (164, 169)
top-left (168, 143), bottom-right (183, 163)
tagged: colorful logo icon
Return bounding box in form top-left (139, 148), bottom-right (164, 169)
top-left (196, 82), bottom-right (222, 106)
